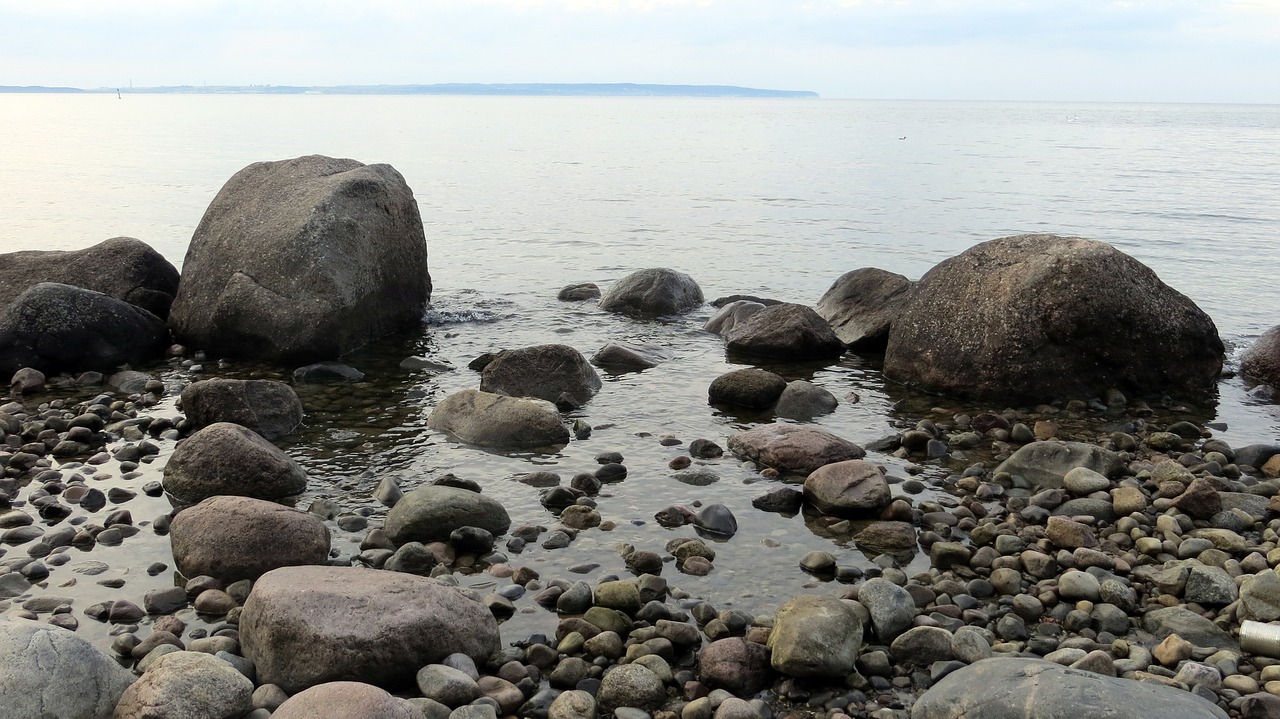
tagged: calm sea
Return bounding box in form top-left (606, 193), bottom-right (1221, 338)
top-left (2, 95), bottom-right (1278, 636)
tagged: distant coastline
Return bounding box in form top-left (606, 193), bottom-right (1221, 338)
top-left (0, 82), bottom-right (819, 98)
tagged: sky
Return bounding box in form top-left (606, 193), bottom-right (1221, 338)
top-left (1, 0), bottom-right (1277, 102)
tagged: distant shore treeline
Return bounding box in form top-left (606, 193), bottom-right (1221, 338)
top-left (0, 82), bottom-right (819, 98)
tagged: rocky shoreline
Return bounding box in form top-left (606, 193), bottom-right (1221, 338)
top-left (3, 154), bottom-right (1280, 719)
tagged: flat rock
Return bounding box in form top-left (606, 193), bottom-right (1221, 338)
top-left (0, 616), bottom-right (135, 719)
top-left (803, 460), bottom-right (891, 517)
top-left (728, 423), bottom-right (865, 474)
top-left (427, 389), bottom-right (569, 449)
top-left (994, 441), bottom-right (1123, 489)
top-left (591, 342), bottom-right (673, 370)
top-left (814, 267), bottom-right (913, 349)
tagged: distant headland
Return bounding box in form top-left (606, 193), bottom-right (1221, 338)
top-left (0, 83), bottom-right (818, 98)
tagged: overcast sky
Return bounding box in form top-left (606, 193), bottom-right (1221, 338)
top-left (1, 0), bottom-right (1277, 102)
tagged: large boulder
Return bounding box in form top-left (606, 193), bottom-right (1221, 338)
top-left (271, 681), bottom-right (421, 719)
top-left (724, 303), bottom-right (845, 360)
top-left (728, 423), bottom-right (865, 474)
top-left (1243, 325), bottom-right (1280, 387)
top-left (815, 268), bottom-right (913, 349)
top-left (598, 268), bottom-right (703, 316)
top-left (884, 235), bottom-right (1223, 403)
top-left (169, 495), bottom-right (330, 583)
top-left (768, 595), bottom-right (863, 679)
top-left (0, 236), bottom-right (180, 318)
top-left (427, 389), bottom-right (569, 448)
top-left (911, 657), bottom-right (1228, 719)
top-left (168, 154), bottom-right (431, 362)
top-left (113, 651), bottom-right (253, 719)
top-left (162, 422), bottom-right (308, 503)
top-left (803, 460), bottom-right (891, 517)
top-left (384, 484), bottom-right (511, 544)
top-left (993, 441), bottom-right (1124, 489)
top-left (479, 344), bottom-right (601, 406)
top-left (179, 378), bottom-right (303, 440)
top-left (0, 617), bottom-right (135, 719)
top-left (0, 282), bottom-right (169, 375)
top-left (239, 565), bottom-right (501, 693)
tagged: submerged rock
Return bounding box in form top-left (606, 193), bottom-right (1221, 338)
top-left (774, 380), bottom-right (838, 420)
top-left (883, 234), bottom-right (1224, 403)
top-left (558, 282), bottom-right (601, 301)
top-left (591, 342), bottom-right (673, 370)
top-left (1242, 325), bottom-right (1280, 388)
top-left (180, 378), bottom-right (303, 440)
top-left (598, 267), bottom-right (703, 316)
top-left (708, 367), bottom-right (787, 409)
top-left (814, 267), bottom-right (913, 349)
top-left (169, 154), bottom-right (432, 362)
top-left (427, 389), bottom-right (569, 448)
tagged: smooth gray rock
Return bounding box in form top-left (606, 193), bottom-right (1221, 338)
top-left (0, 236), bottom-right (179, 318)
top-left (708, 368), bottom-right (787, 409)
top-left (0, 617), bottom-right (135, 719)
top-left (598, 268), bottom-right (703, 316)
top-left (0, 282), bottom-right (169, 375)
top-left (162, 422), bottom-right (308, 503)
top-left (884, 234), bottom-right (1223, 403)
top-left (994, 441), bottom-right (1124, 489)
top-left (169, 154), bottom-right (431, 362)
top-left (728, 423), bottom-right (865, 474)
top-left (180, 379), bottom-right (303, 440)
top-left (1143, 606), bottom-right (1238, 650)
top-left (803, 460), bottom-right (891, 517)
top-left (240, 566), bottom-right (501, 693)
top-left (704, 301), bottom-right (765, 337)
top-left (911, 657), bottom-right (1229, 718)
top-left (113, 651), bottom-right (253, 719)
top-left (723, 303), bottom-right (845, 360)
top-left (596, 664), bottom-right (666, 713)
top-left (774, 380), bottom-right (838, 420)
top-left (768, 595), bottom-right (862, 679)
top-left (272, 681), bottom-right (421, 719)
top-left (591, 342), bottom-right (673, 370)
top-left (857, 577), bottom-right (916, 641)
top-left (427, 389), bottom-right (569, 449)
top-left (384, 485), bottom-right (510, 545)
top-left (814, 267), bottom-right (913, 349)
top-left (1242, 325), bottom-right (1280, 387)
top-left (417, 665), bottom-right (482, 707)
top-left (169, 495), bottom-right (330, 583)
top-left (479, 344), bottom-right (602, 406)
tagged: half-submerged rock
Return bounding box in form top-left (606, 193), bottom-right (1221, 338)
top-left (884, 234), bottom-right (1223, 404)
top-left (0, 236), bottom-right (180, 318)
top-left (723, 303), bottom-right (845, 360)
top-left (1242, 325), bottom-right (1280, 388)
top-left (598, 268), bottom-right (703, 316)
top-left (180, 378), bottom-right (303, 440)
top-left (427, 389), bottom-right (569, 448)
top-left (814, 267), bottom-right (913, 350)
top-left (169, 154), bottom-right (432, 362)
top-left (728, 423), bottom-right (865, 474)
top-left (479, 344), bottom-right (601, 406)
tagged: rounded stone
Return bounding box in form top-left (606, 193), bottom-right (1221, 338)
top-left (162, 422), bottom-right (308, 504)
top-left (169, 495), bottom-right (330, 583)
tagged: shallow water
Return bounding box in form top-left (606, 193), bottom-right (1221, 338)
top-left (1, 95), bottom-right (1279, 652)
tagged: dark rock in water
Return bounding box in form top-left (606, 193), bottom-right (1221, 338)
top-left (803, 460), bottom-right (891, 517)
top-left (688, 438), bottom-right (723, 459)
top-left (0, 616), bottom-right (136, 719)
top-left (693, 504), bottom-right (737, 537)
top-left (384, 485), bottom-right (511, 544)
top-left (0, 282), bottom-right (169, 375)
top-left (540, 486), bottom-right (579, 510)
top-left (884, 234), bottom-right (1224, 403)
top-left (384, 542), bottom-right (438, 576)
top-left (912, 657), bottom-right (1228, 719)
top-left (728, 423), bottom-right (865, 474)
top-left (181, 378), bottom-right (303, 440)
top-left (724, 303), bottom-right (845, 360)
top-left (558, 283), bottom-right (601, 301)
top-left (480, 344), bottom-right (601, 406)
top-left (0, 236), bottom-right (180, 318)
top-left (774, 380), bottom-right (838, 420)
top-left (293, 362), bottom-right (365, 382)
top-left (169, 154), bottom-right (431, 362)
top-left (815, 268), bottom-right (913, 350)
top-left (427, 390), bottom-right (569, 449)
top-left (169, 495), bottom-right (330, 583)
top-left (994, 441), bottom-right (1123, 489)
top-left (590, 342), bottom-right (673, 371)
top-left (598, 268), bottom-right (703, 316)
top-left (752, 487), bottom-right (803, 513)
top-left (240, 565), bottom-right (500, 693)
top-left (708, 368), bottom-right (787, 409)
top-left (1243, 325), bottom-right (1280, 388)
top-left (399, 356), bottom-right (453, 373)
top-left (711, 294), bottom-right (782, 308)
top-left (162, 422), bottom-right (308, 504)
top-left (704, 300), bottom-right (766, 338)
top-left (1236, 444), bottom-right (1280, 470)
top-left (468, 352), bottom-right (498, 372)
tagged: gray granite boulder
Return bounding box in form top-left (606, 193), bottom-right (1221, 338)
top-left (479, 344), bottom-right (601, 406)
top-left (1242, 325), bottom-right (1280, 387)
top-left (598, 268), bottom-right (703, 316)
top-left (239, 566), bottom-right (501, 693)
top-left (113, 651), bottom-right (253, 719)
top-left (728, 423), bottom-right (865, 474)
top-left (857, 577), bottom-right (916, 642)
top-left (596, 663), bottom-right (666, 713)
top-left (768, 595), bottom-right (862, 679)
top-left (815, 267), bottom-right (913, 349)
top-left (884, 234), bottom-right (1223, 404)
top-left (384, 484), bottom-right (511, 544)
top-left (803, 460), bottom-right (891, 517)
top-left (272, 681), bottom-right (421, 719)
top-left (427, 389), bottom-right (569, 448)
top-left (704, 300), bottom-right (765, 337)
top-left (774, 380), bottom-right (839, 420)
top-left (1143, 606), bottom-right (1238, 650)
top-left (911, 657), bottom-right (1228, 718)
top-left (169, 155), bottom-right (431, 362)
top-left (724, 303), bottom-right (845, 360)
top-left (994, 441), bottom-right (1123, 489)
top-left (162, 422), bottom-right (308, 503)
top-left (179, 378), bottom-right (303, 440)
top-left (0, 236), bottom-right (180, 318)
top-left (0, 282), bottom-right (169, 375)
top-left (0, 617), bottom-right (134, 719)
top-left (169, 495), bottom-right (330, 583)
